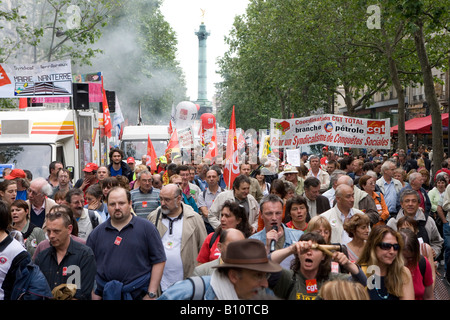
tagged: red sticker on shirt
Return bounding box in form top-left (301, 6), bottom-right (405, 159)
top-left (306, 279), bottom-right (318, 293)
top-left (114, 236), bottom-right (122, 245)
top-left (63, 267), bottom-right (68, 276)
top-left (142, 201), bottom-right (148, 208)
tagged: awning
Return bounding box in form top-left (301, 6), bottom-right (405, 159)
top-left (391, 113), bottom-right (449, 134)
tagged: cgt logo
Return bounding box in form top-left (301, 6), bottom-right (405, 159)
top-left (367, 120), bottom-right (386, 135)
top-left (306, 279), bottom-right (318, 293)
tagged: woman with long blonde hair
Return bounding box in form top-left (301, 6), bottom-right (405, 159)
top-left (357, 225), bottom-right (414, 300)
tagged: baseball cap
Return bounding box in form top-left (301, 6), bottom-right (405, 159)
top-left (83, 163), bottom-right (99, 172)
top-left (127, 157), bottom-right (135, 164)
top-left (4, 169), bottom-right (26, 180)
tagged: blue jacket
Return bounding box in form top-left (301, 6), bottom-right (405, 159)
top-left (250, 224), bottom-right (303, 248)
top-left (158, 276), bottom-right (217, 300)
top-left (157, 275), bottom-right (276, 300)
top-left (96, 272), bottom-right (151, 300)
top-left (11, 254), bottom-right (53, 300)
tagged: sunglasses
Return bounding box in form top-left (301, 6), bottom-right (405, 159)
top-left (377, 242), bottom-right (400, 251)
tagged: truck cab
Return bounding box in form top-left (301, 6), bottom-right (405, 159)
top-left (0, 107), bottom-right (108, 181)
top-left (120, 125), bottom-right (170, 162)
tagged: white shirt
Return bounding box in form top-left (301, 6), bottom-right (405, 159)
top-left (337, 207), bottom-right (356, 245)
top-left (161, 215), bottom-right (184, 292)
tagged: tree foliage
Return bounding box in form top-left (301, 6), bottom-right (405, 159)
top-left (216, 0), bottom-right (450, 168)
top-left (86, 0), bottom-right (187, 124)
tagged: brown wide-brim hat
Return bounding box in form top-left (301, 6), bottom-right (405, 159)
top-left (213, 239), bottom-right (282, 273)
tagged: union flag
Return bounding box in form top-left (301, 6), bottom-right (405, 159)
top-left (101, 76), bottom-right (112, 138)
top-left (223, 105), bottom-right (239, 189)
top-left (146, 134), bottom-right (157, 172)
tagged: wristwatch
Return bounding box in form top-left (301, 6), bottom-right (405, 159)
top-left (147, 291), bottom-right (157, 298)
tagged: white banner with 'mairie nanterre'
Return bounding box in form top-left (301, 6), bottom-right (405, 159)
top-left (0, 60), bottom-right (72, 98)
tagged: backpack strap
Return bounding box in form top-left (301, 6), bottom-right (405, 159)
top-left (418, 255), bottom-right (427, 278)
top-left (155, 208), bottom-right (162, 228)
top-left (209, 229), bottom-right (221, 249)
top-left (187, 276), bottom-right (206, 300)
top-left (22, 223), bottom-right (37, 240)
top-left (88, 210), bottom-right (99, 229)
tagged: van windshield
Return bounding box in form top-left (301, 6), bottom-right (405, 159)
top-left (122, 140), bottom-right (168, 160)
top-left (0, 144), bottom-right (52, 179)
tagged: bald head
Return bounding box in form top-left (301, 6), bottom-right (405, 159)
top-left (218, 228), bottom-right (246, 255)
top-left (161, 183), bottom-right (182, 197)
top-left (336, 175), bottom-right (354, 187)
top-left (335, 184), bottom-right (354, 214)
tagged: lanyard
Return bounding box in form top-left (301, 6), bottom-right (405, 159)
top-left (163, 212), bottom-right (183, 235)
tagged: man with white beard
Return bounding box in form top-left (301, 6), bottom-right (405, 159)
top-left (148, 184), bottom-right (207, 292)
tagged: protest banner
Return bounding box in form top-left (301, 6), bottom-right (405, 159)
top-left (270, 114), bottom-right (390, 150)
top-left (0, 60), bottom-right (72, 98)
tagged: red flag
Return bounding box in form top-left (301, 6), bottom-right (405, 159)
top-left (146, 134), bottom-right (158, 172)
top-left (223, 106), bottom-right (239, 189)
top-left (205, 125), bottom-right (218, 162)
top-left (165, 128), bottom-right (180, 156)
top-left (19, 98), bottom-right (27, 109)
top-left (198, 121), bottom-right (205, 147)
top-left (168, 120), bottom-right (173, 136)
top-left (101, 76), bottom-right (112, 138)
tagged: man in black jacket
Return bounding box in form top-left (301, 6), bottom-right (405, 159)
top-left (302, 177), bottom-right (331, 218)
top-left (107, 148), bottom-right (133, 182)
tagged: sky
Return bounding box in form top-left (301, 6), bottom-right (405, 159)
top-left (160, 0), bottom-right (249, 103)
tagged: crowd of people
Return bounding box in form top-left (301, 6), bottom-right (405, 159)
top-left (1, 144), bottom-right (449, 301)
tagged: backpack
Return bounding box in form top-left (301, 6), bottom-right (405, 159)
top-left (416, 215), bottom-right (430, 245)
top-left (187, 276), bottom-right (206, 300)
top-left (418, 255), bottom-right (427, 279)
top-left (88, 209), bottom-right (99, 229)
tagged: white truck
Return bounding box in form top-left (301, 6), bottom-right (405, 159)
top-left (120, 125), bottom-right (170, 162)
top-left (0, 106), bottom-right (109, 181)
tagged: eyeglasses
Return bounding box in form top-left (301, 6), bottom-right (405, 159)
top-left (377, 242), bottom-right (400, 251)
top-left (27, 188), bottom-right (41, 196)
top-left (160, 197), bottom-right (175, 203)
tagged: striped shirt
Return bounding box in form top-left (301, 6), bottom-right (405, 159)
top-left (130, 187), bottom-right (160, 218)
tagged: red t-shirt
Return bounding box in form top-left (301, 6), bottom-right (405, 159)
top-left (197, 232), bottom-right (221, 263)
top-left (409, 257), bottom-right (434, 300)
top-left (286, 221), bottom-right (308, 231)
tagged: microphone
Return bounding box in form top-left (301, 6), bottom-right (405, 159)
top-left (269, 225), bottom-right (278, 253)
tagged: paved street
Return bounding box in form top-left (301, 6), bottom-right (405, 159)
top-left (435, 263), bottom-right (450, 300)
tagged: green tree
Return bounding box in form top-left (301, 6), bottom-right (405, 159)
top-left (3, 0), bottom-right (122, 65)
top-left (85, 0), bottom-right (187, 124)
top-left (393, 0), bottom-right (450, 170)
top-left (216, 0), bottom-right (390, 129)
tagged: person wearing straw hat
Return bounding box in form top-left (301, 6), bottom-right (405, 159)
top-left (157, 238), bottom-right (282, 300)
top-left (280, 164), bottom-right (304, 196)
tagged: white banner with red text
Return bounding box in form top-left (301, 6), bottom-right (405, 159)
top-left (270, 114), bottom-right (390, 150)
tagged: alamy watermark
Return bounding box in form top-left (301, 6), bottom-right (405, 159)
top-left (366, 5), bottom-right (381, 29)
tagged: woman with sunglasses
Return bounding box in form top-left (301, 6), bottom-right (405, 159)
top-left (358, 225), bottom-right (414, 300)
